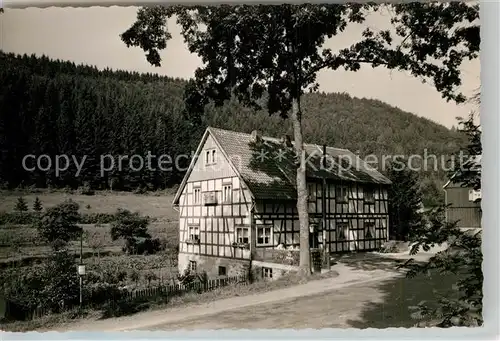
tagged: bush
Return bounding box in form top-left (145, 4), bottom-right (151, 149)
top-left (79, 213), bottom-right (116, 224)
top-left (0, 227), bottom-right (42, 247)
top-left (0, 212), bottom-right (38, 225)
top-left (2, 250), bottom-right (80, 315)
top-left (84, 282), bottom-right (125, 307)
top-left (78, 182), bottom-right (95, 196)
top-left (101, 297), bottom-right (148, 318)
top-left (129, 270), bottom-right (140, 287)
top-left (121, 237), bottom-right (163, 255)
top-left (111, 209), bottom-right (151, 253)
top-left (144, 271), bottom-right (158, 287)
top-left (132, 186), bottom-right (148, 195)
top-left (404, 206), bottom-right (483, 327)
top-left (35, 199), bottom-right (82, 250)
top-left (0, 211), bottom-right (145, 226)
top-left (379, 240), bottom-right (410, 253)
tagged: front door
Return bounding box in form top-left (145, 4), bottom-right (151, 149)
top-left (309, 231), bottom-right (319, 249)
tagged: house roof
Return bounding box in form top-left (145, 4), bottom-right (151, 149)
top-left (173, 127), bottom-right (391, 204)
top-left (443, 154), bottom-right (482, 189)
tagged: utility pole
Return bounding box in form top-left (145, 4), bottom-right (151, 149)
top-left (322, 145), bottom-right (330, 271)
top-left (78, 229), bottom-right (84, 309)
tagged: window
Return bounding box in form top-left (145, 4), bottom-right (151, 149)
top-left (218, 266), bottom-right (227, 276)
top-left (205, 148), bottom-right (217, 165)
top-left (194, 187), bottom-right (201, 204)
top-left (188, 225), bottom-right (200, 241)
top-left (336, 186), bottom-right (348, 203)
top-left (337, 222), bottom-right (348, 241)
top-left (364, 189), bottom-right (375, 203)
top-left (222, 184), bottom-right (232, 203)
top-left (203, 191), bottom-right (218, 205)
top-left (189, 260), bottom-right (197, 272)
top-left (364, 221), bottom-right (376, 239)
top-left (257, 226), bottom-right (272, 245)
top-left (262, 267), bottom-right (273, 279)
top-left (236, 226), bottom-right (249, 244)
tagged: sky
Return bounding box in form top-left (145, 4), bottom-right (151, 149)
top-left (0, 6), bottom-right (481, 128)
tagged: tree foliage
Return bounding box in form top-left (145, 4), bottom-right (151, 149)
top-left (32, 196), bottom-right (43, 212)
top-left (35, 199), bottom-right (82, 250)
top-left (122, 3), bottom-right (478, 273)
top-left (0, 52), bottom-right (193, 191)
top-left (386, 162), bottom-right (423, 241)
top-left (0, 51), bottom-right (464, 199)
top-left (110, 209), bottom-right (151, 253)
top-left (3, 250), bottom-right (80, 314)
top-left (14, 197), bottom-right (28, 213)
top-left (405, 206), bottom-right (482, 327)
top-left (37, 250), bottom-right (81, 312)
top-left (449, 112), bottom-right (481, 190)
top-left (85, 227), bottom-right (106, 258)
top-left (404, 94), bottom-right (482, 327)
top-left (122, 3), bottom-right (479, 113)
top-left (420, 179), bottom-right (445, 208)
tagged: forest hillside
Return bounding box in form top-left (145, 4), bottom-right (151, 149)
top-left (0, 51), bottom-right (466, 201)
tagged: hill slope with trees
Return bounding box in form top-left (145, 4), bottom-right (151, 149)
top-left (0, 51), bottom-right (465, 195)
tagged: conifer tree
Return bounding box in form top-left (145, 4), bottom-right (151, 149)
top-left (387, 162), bottom-right (423, 241)
top-left (14, 196), bottom-right (29, 214)
top-left (33, 196), bottom-right (43, 213)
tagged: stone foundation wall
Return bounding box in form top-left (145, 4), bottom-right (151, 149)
top-left (251, 265), bottom-right (287, 281)
top-left (178, 252), bottom-right (304, 282)
top-left (254, 248), bottom-right (300, 266)
top-left (251, 260), bottom-right (298, 281)
top-left (178, 252), bottom-right (250, 278)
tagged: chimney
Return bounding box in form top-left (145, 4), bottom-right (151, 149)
top-left (251, 130), bottom-right (261, 142)
top-left (282, 135), bottom-right (292, 147)
top-left (321, 144), bottom-right (327, 169)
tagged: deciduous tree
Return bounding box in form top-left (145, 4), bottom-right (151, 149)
top-left (110, 209), bottom-right (151, 253)
top-left (35, 199), bottom-right (82, 250)
top-left (122, 3), bottom-right (479, 275)
top-left (404, 92), bottom-right (482, 327)
top-left (85, 226), bottom-right (106, 258)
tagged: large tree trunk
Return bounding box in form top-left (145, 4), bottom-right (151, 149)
top-left (291, 97), bottom-right (311, 276)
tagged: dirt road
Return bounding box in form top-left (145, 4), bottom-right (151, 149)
top-left (146, 253), bottom-right (454, 330)
top-left (59, 263), bottom-right (403, 331)
top-left (55, 251), bottom-right (441, 331)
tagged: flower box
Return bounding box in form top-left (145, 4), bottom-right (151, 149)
top-left (232, 242), bottom-right (249, 249)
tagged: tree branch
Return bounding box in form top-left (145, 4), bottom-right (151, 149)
top-left (306, 57), bottom-right (389, 79)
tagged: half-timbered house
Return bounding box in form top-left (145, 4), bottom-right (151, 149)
top-left (172, 127), bottom-right (391, 279)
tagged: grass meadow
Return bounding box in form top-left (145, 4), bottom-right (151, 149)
top-left (0, 190), bottom-right (180, 288)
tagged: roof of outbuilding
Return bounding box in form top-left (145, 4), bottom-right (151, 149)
top-left (443, 154), bottom-right (482, 189)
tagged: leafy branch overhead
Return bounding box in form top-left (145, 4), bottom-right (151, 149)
top-left (450, 112), bottom-right (481, 191)
top-left (122, 3), bottom-right (479, 119)
top-left (401, 97), bottom-right (482, 327)
top-left (122, 3), bottom-right (479, 275)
